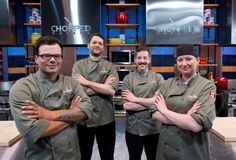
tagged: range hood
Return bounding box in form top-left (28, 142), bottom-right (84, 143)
top-left (0, 0), bottom-right (17, 45)
top-left (217, 0), bottom-right (236, 45)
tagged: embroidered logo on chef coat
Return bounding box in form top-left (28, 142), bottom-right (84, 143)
top-left (187, 94), bottom-right (197, 99)
top-left (100, 70), bottom-right (108, 74)
top-left (62, 88), bottom-right (72, 96)
top-left (149, 80), bottom-right (156, 84)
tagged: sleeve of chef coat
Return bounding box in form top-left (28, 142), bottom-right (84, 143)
top-left (191, 81), bottom-right (216, 131)
top-left (72, 60), bottom-right (90, 92)
top-left (9, 79), bottom-right (50, 143)
top-left (121, 74), bottom-right (133, 105)
top-left (73, 80), bottom-right (93, 120)
top-left (149, 77), bottom-right (168, 115)
top-left (107, 64), bottom-right (119, 92)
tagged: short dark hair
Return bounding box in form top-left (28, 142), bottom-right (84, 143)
top-left (134, 47), bottom-right (151, 58)
top-left (176, 44), bottom-right (198, 58)
top-left (33, 36), bottom-right (63, 55)
top-left (88, 33), bottom-right (105, 45)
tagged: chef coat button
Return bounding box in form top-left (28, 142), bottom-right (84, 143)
top-left (176, 148), bottom-right (180, 152)
top-left (177, 131), bottom-right (181, 134)
top-left (164, 142), bottom-right (167, 145)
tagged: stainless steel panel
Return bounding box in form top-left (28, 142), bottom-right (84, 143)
top-left (231, 0), bottom-right (236, 44)
top-left (217, 0), bottom-right (236, 45)
top-left (41, 0), bottom-right (101, 45)
top-left (146, 0), bottom-right (203, 44)
top-left (0, 0), bottom-right (16, 45)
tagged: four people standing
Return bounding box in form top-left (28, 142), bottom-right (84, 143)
top-left (9, 34), bottom-right (216, 160)
top-left (121, 47), bottom-right (164, 160)
top-left (72, 34), bottom-right (119, 160)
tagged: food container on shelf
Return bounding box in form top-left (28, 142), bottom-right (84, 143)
top-left (29, 16), bottom-right (36, 24)
top-left (31, 32), bottom-right (41, 45)
top-left (115, 12), bottom-right (129, 24)
top-left (125, 37), bottom-right (137, 44)
top-left (208, 58), bottom-right (215, 64)
top-left (32, 8), bottom-right (40, 17)
top-left (109, 38), bottom-right (123, 44)
top-left (207, 17), bottom-right (215, 25)
top-left (199, 69), bottom-right (207, 77)
top-left (200, 57), bottom-right (208, 64)
top-left (35, 16), bottom-right (41, 25)
top-left (204, 9), bottom-right (211, 18)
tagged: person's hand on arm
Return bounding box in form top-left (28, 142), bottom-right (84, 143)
top-left (154, 94), bottom-right (203, 132)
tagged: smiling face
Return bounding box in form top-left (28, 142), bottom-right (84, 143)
top-left (88, 35), bottom-right (105, 58)
top-left (176, 55), bottom-right (199, 78)
top-left (134, 50), bottom-right (151, 73)
top-left (35, 43), bottom-right (63, 78)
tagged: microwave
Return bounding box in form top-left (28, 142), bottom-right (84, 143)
top-left (111, 50), bottom-right (135, 64)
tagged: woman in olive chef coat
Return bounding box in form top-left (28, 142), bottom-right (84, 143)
top-left (152, 44), bottom-right (216, 160)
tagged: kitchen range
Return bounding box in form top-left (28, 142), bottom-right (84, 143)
top-left (216, 79), bottom-right (236, 117)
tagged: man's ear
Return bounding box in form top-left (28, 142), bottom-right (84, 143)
top-left (34, 55), bottom-right (39, 64)
top-left (196, 57), bottom-right (200, 63)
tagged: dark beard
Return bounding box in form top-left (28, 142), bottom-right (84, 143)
top-left (91, 51), bottom-right (102, 57)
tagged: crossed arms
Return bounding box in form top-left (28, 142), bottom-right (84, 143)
top-left (122, 89), bottom-right (203, 132)
top-left (22, 96), bottom-right (86, 138)
top-left (74, 74), bottom-right (117, 96)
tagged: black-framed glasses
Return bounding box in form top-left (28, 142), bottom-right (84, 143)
top-left (38, 54), bottom-right (63, 61)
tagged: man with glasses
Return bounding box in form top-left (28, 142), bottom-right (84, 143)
top-left (9, 36), bottom-right (93, 160)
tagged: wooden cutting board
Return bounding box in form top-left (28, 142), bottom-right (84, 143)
top-left (0, 121), bottom-right (22, 147)
top-left (211, 117), bottom-right (236, 142)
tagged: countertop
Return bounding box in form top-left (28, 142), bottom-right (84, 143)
top-left (1, 118), bottom-right (236, 160)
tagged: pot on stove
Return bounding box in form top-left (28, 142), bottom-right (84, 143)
top-left (215, 76), bottom-right (228, 90)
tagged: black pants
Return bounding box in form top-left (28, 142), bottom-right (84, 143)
top-left (77, 121), bottom-right (116, 160)
top-left (125, 131), bottom-right (159, 160)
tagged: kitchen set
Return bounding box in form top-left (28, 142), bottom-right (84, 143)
top-left (0, 0), bottom-right (236, 159)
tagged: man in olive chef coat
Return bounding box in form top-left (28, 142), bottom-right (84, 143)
top-left (10, 36), bottom-right (93, 160)
top-left (72, 33), bottom-right (119, 160)
top-left (121, 47), bottom-right (164, 160)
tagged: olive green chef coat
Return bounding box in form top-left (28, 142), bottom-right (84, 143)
top-left (72, 57), bottom-right (119, 127)
top-left (122, 70), bottom-right (164, 136)
top-left (156, 74), bottom-right (216, 160)
top-left (9, 71), bottom-right (93, 160)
